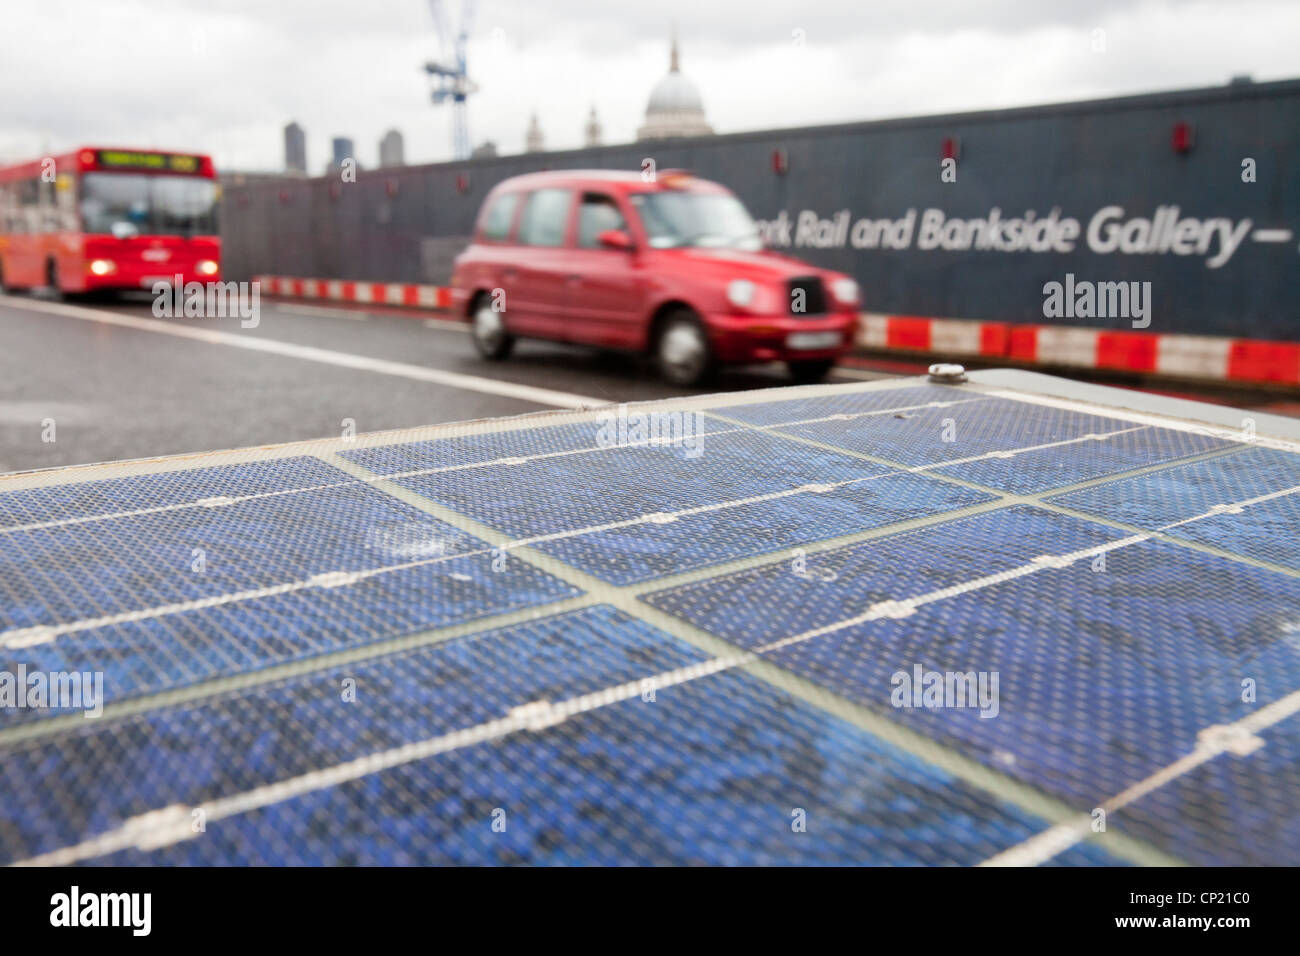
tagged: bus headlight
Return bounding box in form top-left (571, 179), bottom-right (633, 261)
top-left (196, 259), bottom-right (219, 276)
top-left (88, 259), bottom-right (116, 276)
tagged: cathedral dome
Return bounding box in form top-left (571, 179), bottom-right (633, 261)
top-left (637, 34), bottom-right (713, 140)
top-left (647, 71), bottom-right (705, 114)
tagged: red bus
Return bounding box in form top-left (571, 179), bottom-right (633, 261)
top-left (0, 147), bottom-right (220, 295)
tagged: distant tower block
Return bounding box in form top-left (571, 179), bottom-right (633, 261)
top-left (525, 113), bottom-right (545, 153)
top-left (330, 136), bottom-right (356, 171)
top-left (283, 121), bottom-right (307, 174)
top-left (637, 30), bottom-right (714, 140)
top-left (379, 129), bottom-right (406, 168)
top-left (584, 106), bottom-right (603, 148)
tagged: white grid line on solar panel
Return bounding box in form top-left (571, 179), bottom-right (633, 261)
top-left (2, 433), bottom-right (1263, 742)
top-left (0, 416), bottom-right (1278, 756)
top-left (982, 690), bottom-right (1300, 867)
top-left (8, 434), bottom-right (1266, 750)
top-left (985, 389), bottom-right (1300, 454)
top-left (14, 473), bottom-right (1299, 866)
top-left (0, 414), bottom-right (1182, 649)
top-left (0, 396), bottom-right (987, 535)
top-left (723, 401), bottom-right (1299, 578)
top-left (0, 501), bottom-right (1017, 755)
top-left (699, 403), bottom-right (1295, 552)
top-left (0, 465), bottom-right (963, 648)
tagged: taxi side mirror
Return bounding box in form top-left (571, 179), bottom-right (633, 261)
top-left (597, 229), bottom-right (633, 251)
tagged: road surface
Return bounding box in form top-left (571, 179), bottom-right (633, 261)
top-left (0, 290), bottom-right (1292, 474)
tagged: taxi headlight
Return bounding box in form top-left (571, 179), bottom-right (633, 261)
top-left (196, 259), bottom-right (219, 276)
top-left (831, 278), bottom-right (859, 304)
top-left (89, 259), bottom-right (116, 276)
top-left (726, 279), bottom-right (757, 308)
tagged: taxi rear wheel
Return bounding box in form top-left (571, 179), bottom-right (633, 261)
top-left (470, 298), bottom-right (515, 360)
top-left (787, 359), bottom-right (836, 384)
top-left (656, 311), bottom-right (714, 387)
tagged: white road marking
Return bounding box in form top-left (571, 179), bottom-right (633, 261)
top-left (0, 294), bottom-right (602, 409)
top-left (270, 303), bottom-right (368, 320)
top-left (425, 318), bottom-right (467, 332)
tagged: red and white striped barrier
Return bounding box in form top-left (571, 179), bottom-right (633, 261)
top-left (255, 275), bottom-right (454, 311)
top-left (859, 313), bottom-right (1300, 387)
top-left (251, 277), bottom-right (1299, 387)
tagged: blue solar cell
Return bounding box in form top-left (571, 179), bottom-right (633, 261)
top-left (751, 396), bottom-right (1147, 468)
top-left (713, 384), bottom-right (972, 427)
top-left (537, 473), bottom-right (994, 585)
top-left (2, 380), bottom-right (1294, 866)
top-left (0, 484), bottom-right (481, 632)
top-left (93, 670), bottom-right (1105, 866)
top-left (1049, 446), bottom-right (1300, 569)
top-left (645, 506), bottom-right (1300, 818)
top-left (2, 557), bottom-right (579, 723)
top-left (0, 456), bottom-right (351, 529)
top-left (1046, 843), bottom-right (1132, 866)
top-left (1117, 716), bottom-right (1300, 866)
top-left (339, 422), bottom-right (603, 476)
top-left (643, 505), bottom-right (1130, 646)
top-left (0, 605), bottom-right (703, 864)
top-left (390, 429), bottom-right (891, 540)
top-left (931, 426), bottom-right (1237, 494)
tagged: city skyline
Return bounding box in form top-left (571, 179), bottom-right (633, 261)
top-left (2, 0), bottom-right (1298, 171)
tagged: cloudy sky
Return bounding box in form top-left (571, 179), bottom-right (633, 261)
top-left (2, 0), bottom-right (1297, 172)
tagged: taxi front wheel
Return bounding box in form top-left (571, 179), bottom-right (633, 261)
top-left (470, 299), bottom-right (515, 360)
top-left (656, 311), bottom-right (715, 387)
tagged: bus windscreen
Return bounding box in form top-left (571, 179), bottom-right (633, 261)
top-left (80, 172), bottom-right (218, 237)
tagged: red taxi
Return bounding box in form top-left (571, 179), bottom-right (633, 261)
top-left (450, 170), bottom-right (859, 385)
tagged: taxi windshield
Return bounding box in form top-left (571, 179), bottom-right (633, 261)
top-left (630, 190), bottom-right (762, 251)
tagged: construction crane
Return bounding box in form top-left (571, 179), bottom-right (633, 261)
top-left (423, 0), bottom-right (477, 161)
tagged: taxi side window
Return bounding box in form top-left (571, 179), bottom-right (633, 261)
top-left (577, 193), bottom-right (626, 248)
top-left (517, 188), bottom-right (572, 247)
top-left (481, 192), bottom-right (519, 241)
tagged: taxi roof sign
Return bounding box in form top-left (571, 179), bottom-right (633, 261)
top-left (657, 169), bottom-right (695, 189)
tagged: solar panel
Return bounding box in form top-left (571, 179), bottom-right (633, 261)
top-left (1, 373), bottom-right (1297, 866)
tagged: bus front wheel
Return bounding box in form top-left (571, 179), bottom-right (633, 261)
top-left (45, 260), bottom-right (64, 300)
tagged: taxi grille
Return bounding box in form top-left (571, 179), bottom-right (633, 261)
top-left (787, 276), bottom-right (828, 316)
